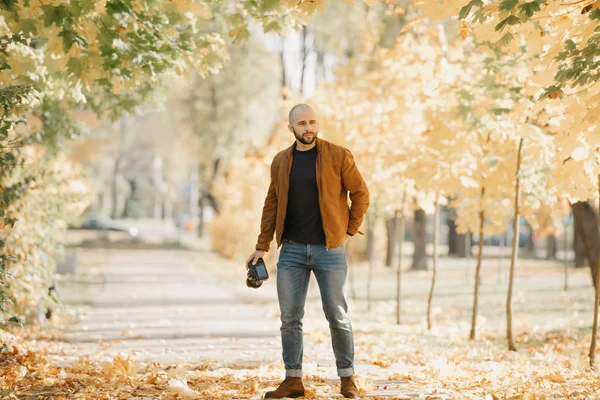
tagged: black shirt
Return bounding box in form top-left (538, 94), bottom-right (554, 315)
top-left (282, 147), bottom-right (326, 244)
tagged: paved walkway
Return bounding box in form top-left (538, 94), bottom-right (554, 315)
top-left (60, 247), bottom-right (281, 366)
top-left (58, 244), bottom-right (426, 398)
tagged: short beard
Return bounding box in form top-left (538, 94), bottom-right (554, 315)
top-left (292, 127), bottom-right (318, 145)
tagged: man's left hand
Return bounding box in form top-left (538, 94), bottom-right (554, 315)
top-left (344, 234), bottom-right (351, 245)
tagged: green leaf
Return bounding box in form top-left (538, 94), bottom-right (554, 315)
top-left (565, 39), bottom-right (577, 52)
top-left (589, 8), bottom-right (600, 21)
top-left (232, 26), bottom-right (250, 44)
top-left (227, 13), bottom-right (245, 27)
top-left (67, 57), bottom-right (85, 78)
top-left (492, 108), bottom-right (511, 115)
top-left (499, 0), bottom-right (519, 12)
top-left (459, 3), bottom-right (474, 20)
top-left (0, 343), bottom-right (8, 353)
top-left (8, 316), bottom-right (23, 327)
top-left (539, 85), bottom-right (563, 100)
top-left (0, 0), bottom-right (18, 10)
top-left (59, 30), bottom-right (88, 53)
top-left (4, 217), bottom-right (16, 227)
top-left (519, 1), bottom-right (542, 18)
top-left (262, 0), bottom-right (280, 12)
top-left (263, 21), bottom-right (280, 33)
top-left (495, 15), bottom-right (521, 31)
top-left (497, 32), bottom-right (514, 46)
top-left (458, 0), bottom-right (483, 20)
top-left (41, 5), bottom-right (73, 28)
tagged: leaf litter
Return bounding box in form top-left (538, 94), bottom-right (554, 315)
top-left (3, 319), bottom-right (600, 399)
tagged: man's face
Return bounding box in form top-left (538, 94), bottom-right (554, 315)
top-left (289, 108), bottom-right (319, 145)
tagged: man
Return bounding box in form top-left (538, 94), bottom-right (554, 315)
top-left (247, 104), bottom-right (369, 399)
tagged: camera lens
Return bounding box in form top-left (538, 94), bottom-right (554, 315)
top-left (246, 278), bottom-right (263, 288)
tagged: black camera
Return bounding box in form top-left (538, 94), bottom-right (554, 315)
top-left (246, 258), bottom-right (269, 288)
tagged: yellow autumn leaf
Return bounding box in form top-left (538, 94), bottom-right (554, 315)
top-left (168, 378), bottom-right (200, 399)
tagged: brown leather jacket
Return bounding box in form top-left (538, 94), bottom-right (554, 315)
top-left (256, 138), bottom-right (369, 251)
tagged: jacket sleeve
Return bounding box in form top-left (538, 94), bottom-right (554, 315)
top-left (341, 148), bottom-right (369, 235)
top-left (255, 160), bottom-right (278, 251)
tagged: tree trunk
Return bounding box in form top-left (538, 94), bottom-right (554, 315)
top-left (396, 190), bottom-right (407, 325)
top-left (316, 50), bottom-right (325, 84)
top-left (589, 174), bottom-right (600, 367)
top-left (427, 195), bottom-right (440, 330)
top-left (411, 208), bottom-right (428, 270)
top-left (299, 25), bottom-right (308, 97)
top-left (524, 222), bottom-right (535, 256)
top-left (470, 187), bottom-right (486, 341)
top-left (507, 138), bottom-right (523, 352)
top-left (197, 194), bottom-right (205, 238)
top-left (447, 212), bottom-right (458, 255)
top-left (386, 216), bottom-right (398, 267)
top-left (396, 210), bottom-right (406, 325)
top-left (366, 215), bottom-right (376, 263)
top-left (111, 158), bottom-right (121, 220)
top-left (280, 36), bottom-right (287, 99)
top-left (572, 201), bottom-right (599, 288)
top-left (564, 222), bottom-right (569, 292)
top-left (546, 235), bottom-right (557, 260)
top-left (574, 213), bottom-right (586, 268)
top-left (456, 233), bottom-right (470, 258)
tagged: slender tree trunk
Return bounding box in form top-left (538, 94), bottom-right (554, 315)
top-left (427, 194), bottom-right (440, 330)
top-left (546, 235), bottom-right (557, 260)
top-left (386, 216), bottom-right (398, 267)
top-left (447, 211), bottom-right (458, 255)
top-left (411, 208), bottom-right (428, 270)
top-left (316, 50), bottom-right (325, 84)
top-left (299, 25), bottom-right (307, 96)
top-left (470, 187), bottom-right (486, 341)
top-left (564, 221), bottom-right (569, 291)
top-left (457, 233), bottom-right (470, 258)
top-left (572, 201), bottom-right (599, 288)
top-left (589, 174), bottom-right (600, 367)
top-left (280, 36), bottom-right (287, 99)
top-left (507, 138), bottom-right (523, 352)
top-left (573, 209), bottom-right (587, 268)
top-left (525, 222), bottom-right (535, 256)
top-left (197, 194), bottom-right (205, 238)
top-left (111, 157), bottom-right (121, 219)
top-left (396, 191), bottom-right (407, 325)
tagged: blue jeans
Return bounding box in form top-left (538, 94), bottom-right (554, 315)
top-left (276, 239), bottom-right (354, 378)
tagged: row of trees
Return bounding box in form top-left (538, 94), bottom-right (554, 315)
top-left (0, 0), bottom-right (321, 323)
top-left (210, 0), bottom-right (600, 366)
top-left (314, 0), bottom-right (600, 363)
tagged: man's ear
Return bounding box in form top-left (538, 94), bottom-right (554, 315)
top-left (287, 124), bottom-right (293, 133)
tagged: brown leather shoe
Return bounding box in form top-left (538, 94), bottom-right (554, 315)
top-left (264, 377), bottom-right (305, 399)
top-left (341, 375), bottom-right (360, 399)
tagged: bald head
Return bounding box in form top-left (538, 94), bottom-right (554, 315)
top-left (288, 104), bottom-right (315, 124)
top-left (288, 104), bottom-right (320, 148)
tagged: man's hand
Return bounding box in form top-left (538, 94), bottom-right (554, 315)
top-left (247, 250), bottom-right (266, 267)
top-left (344, 234), bottom-right (352, 245)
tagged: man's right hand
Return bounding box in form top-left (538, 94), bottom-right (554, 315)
top-left (246, 250), bottom-right (266, 267)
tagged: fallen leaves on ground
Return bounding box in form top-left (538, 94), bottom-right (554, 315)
top-left (3, 323), bottom-right (600, 400)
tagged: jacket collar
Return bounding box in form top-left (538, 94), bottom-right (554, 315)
top-left (286, 137), bottom-right (322, 157)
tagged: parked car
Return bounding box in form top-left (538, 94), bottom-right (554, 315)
top-left (78, 215), bottom-right (138, 237)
